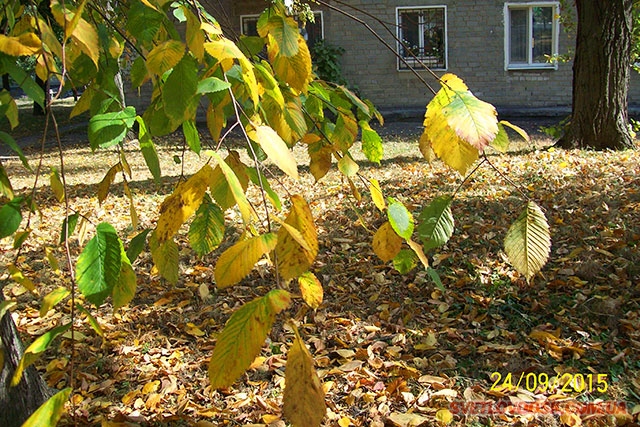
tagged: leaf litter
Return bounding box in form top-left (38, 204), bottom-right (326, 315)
top-left (1, 121), bottom-right (639, 426)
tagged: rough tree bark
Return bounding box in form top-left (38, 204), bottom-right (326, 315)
top-left (0, 291), bottom-right (53, 427)
top-left (558, 0), bottom-right (634, 150)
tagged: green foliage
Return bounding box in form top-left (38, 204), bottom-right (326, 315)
top-left (310, 39), bottom-right (347, 85)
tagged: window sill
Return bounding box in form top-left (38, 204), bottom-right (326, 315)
top-left (507, 64), bottom-right (558, 71)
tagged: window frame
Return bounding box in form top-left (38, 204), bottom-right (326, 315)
top-left (504, 2), bottom-right (560, 70)
top-left (240, 11), bottom-right (324, 47)
top-left (396, 5), bottom-right (448, 72)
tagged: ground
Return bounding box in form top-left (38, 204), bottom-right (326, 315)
top-left (1, 101), bottom-right (639, 426)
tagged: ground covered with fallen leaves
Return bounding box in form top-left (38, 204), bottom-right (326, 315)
top-left (1, 108), bottom-right (640, 427)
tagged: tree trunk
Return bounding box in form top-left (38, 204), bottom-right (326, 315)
top-left (558, 0), bottom-right (634, 150)
top-left (32, 76), bottom-right (50, 116)
top-left (0, 292), bottom-right (53, 427)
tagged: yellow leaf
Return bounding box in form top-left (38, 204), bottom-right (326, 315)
top-left (49, 167), bottom-right (65, 202)
top-left (418, 131), bottom-right (436, 162)
top-left (97, 163), bottom-right (123, 204)
top-left (372, 222), bottom-right (403, 262)
top-left (298, 271), bottom-right (323, 309)
top-left (338, 417), bottom-right (351, 427)
top-left (283, 326), bottom-right (326, 427)
top-left (149, 234), bottom-right (180, 284)
top-left (208, 150), bottom-right (249, 211)
top-left (183, 6), bottom-right (205, 61)
top-left (276, 195), bottom-right (318, 281)
top-left (21, 387), bottom-right (71, 427)
top-left (209, 290), bottom-right (291, 389)
top-left (123, 181), bottom-right (138, 229)
top-left (142, 380), bottom-right (160, 394)
top-left (435, 408), bottom-right (453, 425)
top-left (40, 287), bottom-right (69, 317)
top-left (559, 412), bottom-right (582, 427)
top-left (248, 125), bottom-right (299, 180)
top-left (337, 153), bottom-right (359, 177)
top-left (407, 239), bottom-right (430, 269)
top-left (155, 164), bottom-right (213, 243)
top-left (0, 33), bottom-right (41, 56)
top-left (370, 179), bottom-right (386, 211)
top-left (308, 142), bottom-right (333, 182)
top-left (147, 40), bottom-right (185, 76)
top-left (206, 150), bottom-right (253, 224)
top-left (214, 233), bottom-right (277, 289)
top-left (269, 33), bottom-right (313, 93)
top-left (8, 264), bottom-right (35, 292)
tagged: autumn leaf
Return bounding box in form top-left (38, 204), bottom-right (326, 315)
top-left (298, 271), bottom-right (323, 309)
top-left (372, 221), bottom-right (403, 262)
top-left (276, 195), bottom-right (318, 281)
top-left (209, 290), bottom-right (291, 389)
top-left (283, 325), bottom-right (326, 427)
top-left (214, 233), bottom-right (277, 289)
top-left (248, 125), bottom-right (299, 180)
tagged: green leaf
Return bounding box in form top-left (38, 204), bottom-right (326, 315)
top-left (136, 117), bottom-right (161, 185)
top-left (150, 233), bottom-right (180, 284)
top-left (504, 201), bottom-right (551, 282)
top-left (393, 249), bottom-right (417, 274)
top-left (214, 233), bottom-right (277, 289)
top-left (76, 222), bottom-right (123, 306)
top-left (0, 130), bottom-right (31, 170)
top-left (21, 387), bottom-right (71, 427)
top-left (417, 195), bottom-right (454, 251)
top-left (126, 0), bottom-right (164, 44)
top-left (0, 54), bottom-right (44, 107)
top-left (11, 323), bottom-right (71, 386)
top-left (0, 300), bottom-right (16, 319)
top-left (163, 55), bottom-right (199, 123)
top-left (60, 213), bottom-right (79, 244)
top-left (182, 120), bottom-right (201, 155)
top-left (257, 9), bottom-right (300, 57)
top-left (197, 76), bottom-right (231, 94)
top-left (0, 197), bottom-right (22, 239)
top-left (387, 199), bottom-right (414, 240)
top-left (189, 194), bottom-right (225, 256)
top-left (113, 254), bottom-right (136, 310)
top-left (491, 123), bottom-right (510, 153)
top-left (0, 164), bottom-right (13, 199)
top-left (146, 40), bottom-right (185, 76)
top-left (206, 150), bottom-right (253, 224)
top-left (427, 267), bottom-right (446, 293)
top-left (49, 167), bottom-right (65, 202)
top-left (76, 303), bottom-right (104, 338)
top-left (359, 121), bottom-right (383, 164)
top-left (88, 106), bottom-right (136, 151)
top-left (40, 287), bottom-right (70, 317)
top-left (209, 289), bottom-right (291, 389)
top-left (126, 228), bottom-right (151, 263)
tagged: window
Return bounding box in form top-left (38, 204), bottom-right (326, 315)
top-left (397, 6), bottom-right (447, 70)
top-left (505, 3), bottom-right (559, 69)
top-left (240, 11), bottom-right (324, 50)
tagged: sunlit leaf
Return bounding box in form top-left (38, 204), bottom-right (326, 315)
top-left (21, 387), bottom-right (71, 427)
top-left (197, 77), bottom-right (231, 94)
top-left (269, 33), bottom-right (312, 93)
top-left (407, 239), bottom-right (430, 269)
top-left (283, 326), bottom-right (326, 426)
top-left (360, 121), bottom-right (383, 164)
top-left (491, 123), bottom-right (510, 153)
top-left (76, 303), bottom-right (104, 338)
top-left (276, 195), bottom-right (318, 281)
top-left (8, 263), bottom-right (34, 292)
top-left (49, 167), bottom-right (65, 202)
top-left (387, 198), bottom-right (414, 240)
top-left (113, 254), bottom-right (136, 310)
top-left (12, 323), bottom-right (71, 386)
top-left (76, 223), bottom-right (123, 306)
top-left (504, 201), bottom-right (551, 282)
top-left (436, 408), bottom-right (454, 425)
top-left (257, 7), bottom-right (300, 57)
top-left (206, 150), bottom-right (253, 223)
top-left (308, 141), bottom-right (333, 182)
top-left (393, 249), bottom-right (417, 274)
top-left (0, 56), bottom-right (44, 108)
top-left (88, 107), bottom-right (136, 151)
top-left (97, 163), bottom-right (123, 204)
top-left (59, 213), bottom-right (79, 244)
top-left (189, 194), bottom-right (225, 256)
top-left (214, 233), bottom-right (277, 289)
top-left (40, 287), bottom-right (70, 317)
top-left (136, 117), bottom-right (161, 185)
top-left (248, 125), bottom-right (299, 180)
top-left (209, 289), bottom-right (291, 389)
top-left (246, 167), bottom-right (282, 211)
top-left (298, 271), bottom-right (323, 309)
top-left (0, 33), bottom-right (41, 56)
top-left (155, 164), bottom-right (213, 243)
top-left (372, 221), bottom-right (403, 263)
top-left (337, 153), bottom-right (359, 177)
top-left (146, 40), bottom-right (185, 76)
top-left (417, 195), bottom-right (454, 251)
top-left (370, 179), bottom-right (386, 211)
top-left (163, 55), bottom-right (199, 123)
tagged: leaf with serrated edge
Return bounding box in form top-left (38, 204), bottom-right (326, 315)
top-left (504, 201), bottom-right (551, 282)
top-left (214, 233), bottom-right (277, 289)
top-left (209, 289), bottom-right (291, 389)
top-left (249, 125), bottom-right (299, 180)
top-left (298, 271), bottom-right (323, 309)
top-left (21, 387), bottom-right (71, 427)
top-left (189, 194), bottom-right (225, 256)
top-left (276, 195), bottom-right (318, 281)
top-left (283, 325), bottom-right (326, 426)
top-left (417, 195), bottom-right (454, 251)
top-left (150, 233), bottom-right (179, 284)
top-left (387, 199), bottom-right (414, 240)
top-left (154, 164), bottom-right (213, 243)
top-left (337, 154), bottom-right (359, 177)
top-left (205, 150), bottom-right (253, 223)
top-left (146, 40), bottom-right (185, 76)
top-left (360, 121), bottom-right (383, 164)
top-left (372, 222), bottom-right (402, 263)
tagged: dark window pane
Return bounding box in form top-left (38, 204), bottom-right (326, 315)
top-left (510, 8), bottom-right (528, 63)
top-left (532, 7), bottom-right (552, 63)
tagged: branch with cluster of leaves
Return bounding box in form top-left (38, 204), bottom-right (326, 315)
top-left (0, 0), bottom-right (551, 425)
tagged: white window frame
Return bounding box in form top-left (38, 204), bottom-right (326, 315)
top-left (504, 2), bottom-right (560, 70)
top-left (240, 11), bottom-right (324, 42)
top-left (396, 6), bottom-right (448, 71)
